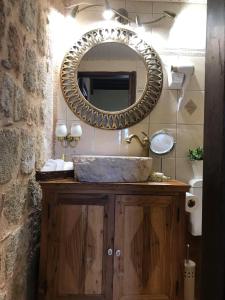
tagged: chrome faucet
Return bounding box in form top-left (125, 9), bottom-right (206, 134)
top-left (125, 131), bottom-right (150, 156)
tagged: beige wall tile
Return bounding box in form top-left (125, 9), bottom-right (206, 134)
top-left (69, 1), bottom-right (125, 12)
top-left (128, 12), bottom-right (153, 31)
top-left (107, 0), bottom-right (126, 10)
top-left (176, 158), bottom-right (194, 183)
top-left (54, 139), bottom-right (69, 160)
top-left (66, 120), bottom-right (95, 157)
top-left (178, 91), bottom-right (204, 125)
top-left (153, 2), bottom-right (187, 14)
top-left (149, 123), bottom-right (176, 158)
top-left (151, 157), bottom-right (162, 172)
top-left (126, 1), bottom-right (153, 13)
top-left (176, 124), bottom-right (203, 158)
top-left (160, 55), bottom-right (179, 89)
top-left (57, 95), bottom-right (67, 120)
top-left (74, 11), bottom-right (104, 27)
top-left (94, 128), bottom-right (121, 155)
top-left (162, 158), bottom-right (176, 179)
top-left (150, 90), bottom-right (178, 124)
top-left (151, 15), bottom-right (175, 49)
top-left (66, 106), bottom-right (80, 121)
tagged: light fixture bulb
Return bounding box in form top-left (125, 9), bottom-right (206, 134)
top-left (71, 122), bottom-right (82, 138)
top-left (103, 9), bottom-right (114, 20)
top-left (55, 122), bottom-right (68, 138)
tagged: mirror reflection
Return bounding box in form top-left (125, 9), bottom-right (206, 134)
top-left (78, 42), bottom-right (147, 112)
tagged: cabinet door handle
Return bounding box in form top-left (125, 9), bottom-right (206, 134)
top-left (115, 249), bottom-right (121, 257)
top-left (107, 248), bottom-right (113, 256)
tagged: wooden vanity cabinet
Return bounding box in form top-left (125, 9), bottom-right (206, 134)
top-left (38, 180), bottom-right (188, 300)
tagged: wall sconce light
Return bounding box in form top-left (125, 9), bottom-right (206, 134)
top-left (67, 1), bottom-right (176, 29)
top-left (55, 121), bottom-right (82, 148)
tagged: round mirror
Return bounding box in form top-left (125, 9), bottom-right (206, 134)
top-left (150, 130), bottom-right (175, 155)
top-left (61, 27), bottom-right (163, 129)
top-left (78, 42), bottom-right (147, 112)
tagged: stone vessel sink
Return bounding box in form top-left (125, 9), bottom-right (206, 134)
top-left (73, 155), bottom-right (152, 183)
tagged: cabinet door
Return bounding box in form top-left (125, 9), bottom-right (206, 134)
top-left (46, 194), bottom-right (114, 300)
top-left (113, 195), bottom-right (184, 300)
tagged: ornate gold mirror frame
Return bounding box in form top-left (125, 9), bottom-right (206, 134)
top-left (61, 27), bottom-right (163, 129)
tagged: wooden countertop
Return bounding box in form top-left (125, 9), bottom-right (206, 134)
top-left (38, 178), bottom-right (189, 193)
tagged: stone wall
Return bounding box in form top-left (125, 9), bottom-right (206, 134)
top-left (0, 0), bottom-right (53, 299)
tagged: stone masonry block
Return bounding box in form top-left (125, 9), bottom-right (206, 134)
top-left (14, 86), bottom-right (28, 122)
top-left (7, 24), bottom-right (23, 73)
top-left (37, 11), bottom-right (47, 56)
top-left (23, 48), bottom-right (37, 93)
top-left (0, 0), bottom-right (6, 50)
top-left (3, 183), bottom-right (27, 225)
top-left (20, 130), bottom-right (35, 175)
top-left (0, 129), bottom-right (19, 184)
top-left (0, 72), bottom-right (14, 120)
top-left (19, 0), bottom-right (37, 33)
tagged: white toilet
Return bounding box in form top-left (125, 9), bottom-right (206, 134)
top-left (188, 178), bottom-right (203, 236)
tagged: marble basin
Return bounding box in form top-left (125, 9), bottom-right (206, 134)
top-left (73, 155), bottom-right (152, 183)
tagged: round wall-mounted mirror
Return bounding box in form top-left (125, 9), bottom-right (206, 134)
top-left (61, 27), bottom-right (163, 129)
top-left (78, 42), bottom-right (147, 112)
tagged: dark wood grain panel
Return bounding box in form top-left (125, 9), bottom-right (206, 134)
top-left (202, 0), bottom-right (225, 299)
top-left (113, 195), bottom-right (184, 300)
top-left (130, 207), bottom-right (160, 288)
top-left (85, 205), bottom-right (103, 294)
top-left (39, 179), bottom-right (189, 194)
top-left (44, 194), bottom-right (114, 300)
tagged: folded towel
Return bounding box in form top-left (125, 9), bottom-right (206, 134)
top-left (64, 161), bottom-right (74, 171)
top-left (41, 159), bottom-right (57, 172)
top-left (55, 159), bottom-right (65, 171)
top-left (41, 159), bottom-right (74, 172)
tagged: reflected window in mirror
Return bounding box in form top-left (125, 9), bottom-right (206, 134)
top-left (78, 71), bottom-right (136, 111)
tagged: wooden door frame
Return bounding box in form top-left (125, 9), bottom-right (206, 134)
top-left (201, 0), bottom-right (225, 299)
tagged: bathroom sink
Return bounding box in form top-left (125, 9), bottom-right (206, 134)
top-left (73, 155), bottom-right (152, 183)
